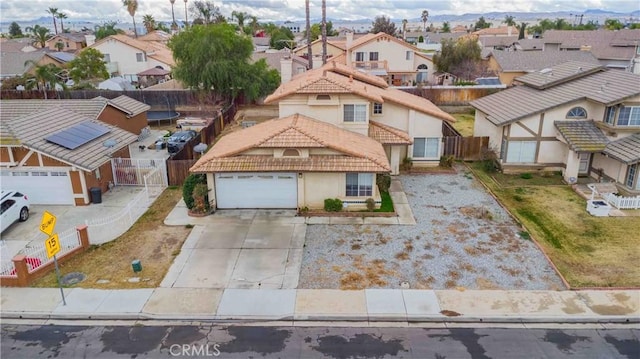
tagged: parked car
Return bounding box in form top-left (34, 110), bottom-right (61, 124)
top-left (1, 191), bottom-right (30, 233)
top-left (167, 130), bottom-right (198, 154)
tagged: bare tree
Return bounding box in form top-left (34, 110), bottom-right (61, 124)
top-left (305, 0), bottom-right (312, 69)
top-left (321, 0), bottom-right (327, 64)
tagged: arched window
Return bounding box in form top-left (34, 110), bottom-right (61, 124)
top-left (566, 107), bottom-right (587, 119)
top-left (282, 149), bottom-right (300, 157)
top-left (417, 64), bottom-right (428, 70)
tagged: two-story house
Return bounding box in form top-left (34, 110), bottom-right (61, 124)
top-left (85, 34), bottom-right (174, 83)
top-left (472, 61), bottom-right (640, 194)
top-left (189, 61), bottom-right (455, 210)
top-left (45, 33), bottom-right (88, 52)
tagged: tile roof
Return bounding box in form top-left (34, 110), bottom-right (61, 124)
top-left (554, 121), bottom-right (609, 152)
top-left (473, 26), bottom-right (520, 36)
top-left (190, 113), bottom-right (390, 173)
top-left (265, 61), bottom-right (455, 123)
top-left (5, 106), bottom-right (137, 171)
top-left (251, 50), bottom-right (308, 74)
top-left (490, 50), bottom-right (600, 72)
top-left (515, 38), bottom-right (544, 51)
top-left (108, 95), bottom-right (151, 116)
top-left (137, 67), bottom-right (171, 76)
top-left (479, 35), bottom-right (518, 48)
top-left (46, 51), bottom-right (76, 63)
top-left (138, 30), bottom-right (172, 42)
top-left (541, 29), bottom-right (640, 61)
top-left (422, 32), bottom-right (466, 44)
top-left (90, 35), bottom-right (174, 67)
top-left (0, 50), bottom-right (46, 77)
top-left (603, 133), bottom-right (640, 164)
top-left (369, 121), bottom-right (412, 145)
top-left (515, 61), bottom-right (604, 89)
top-left (471, 63), bottom-right (640, 126)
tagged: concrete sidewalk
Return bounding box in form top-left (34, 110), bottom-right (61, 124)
top-left (2, 287), bottom-right (638, 323)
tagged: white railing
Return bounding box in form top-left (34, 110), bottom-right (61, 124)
top-left (85, 187), bottom-right (153, 245)
top-left (602, 192), bottom-right (640, 209)
top-left (12, 228), bottom-right (81, 274)
top-left (112, 158), bottom-right (167, 186)
top-left (144, 165), bottom-right (167, 198)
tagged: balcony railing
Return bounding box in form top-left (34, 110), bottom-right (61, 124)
top-left (353, 60), bottom-right (388, 71)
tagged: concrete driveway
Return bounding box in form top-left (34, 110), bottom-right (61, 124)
top-left (160, 210), bottom-right (306, 290)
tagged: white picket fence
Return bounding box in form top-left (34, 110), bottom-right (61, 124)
top-left (602, 192), bottom-right (640, 209)
top-left (111, 158), bottom-right (167, 187)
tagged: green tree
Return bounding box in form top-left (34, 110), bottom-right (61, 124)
top-left (504, 15), bottom-right (516, 27)
top-left (67, 48), bottom-right (109, 87)
top-left (25, 25), bottom-right (51, 48)
top-left (9, 22), bottom-right (23, 38)
top-left (517, 22), bottom-right (528, 40)
top-left (629, 23), bottom-right (640, 29)
top-left (554, 18), bottom-right (570, 30)
top-left (269, 26), bottom-right (295, 49)
top-left (168, 23), bottom-right (280, 102)
top-left (24, 61), bottom-right (65, 99)
top-left (371, 15), bottom-right (397, 35)
top-left (474, 16), bottom-right (491, 30)
top-left (122, 0), bottom-right (138, 37)
top-left (46, 7), bottom-right (59, 35)
top-left (249, 15), bottom-right (259, 34)
top-left (55, 41), bottom-right (64, 51)
top-left (303, 21), bottom-right (338, 41)
top-left (604, 19), bottom-right (624, 30)
top-left (143, 14), bottom-right (156, 33)
top-left (421, 10), bottom-right (429, 33)
top-left (190, 0), bottom-right (221, 25)
top-left (433, 37), bottom-right (482, 80)
top-left (56, 12), bottom-right (68, 32)
top-left (441, 21), bottom-right (451, 33)
top-left (231, 11), bottom-right (248, 28)
top-left (95, 21), bottom-right (125, 40)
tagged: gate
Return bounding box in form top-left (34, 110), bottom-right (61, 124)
top-left (442, 136), bottom-right (490, 161)
top-left (111, 158), bottom-right (168, 188)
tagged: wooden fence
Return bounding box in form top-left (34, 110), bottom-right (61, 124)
top-left (442, 136), bottom-right (490, 161)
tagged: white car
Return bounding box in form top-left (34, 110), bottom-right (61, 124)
top-left (1, 191), bottom-right (30, 233)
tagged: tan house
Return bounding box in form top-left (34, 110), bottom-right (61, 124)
top-left (45, 33), bottom-right (87, 52)
top-left (472, 61), bottom-right (640, 194)
top-left (190, 61), bottom-right (455, 210)
top-left (0, 96), bottom-right (149, 205)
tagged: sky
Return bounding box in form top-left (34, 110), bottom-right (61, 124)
top-left (1, 0), bottom-right (639, 24)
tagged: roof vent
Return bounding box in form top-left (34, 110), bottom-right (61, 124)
top-left (576, 66), bottom-right (583, 73)
top-left (539, 68), bottom-right (552, 74)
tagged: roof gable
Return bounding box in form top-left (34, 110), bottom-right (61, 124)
top-left (516, 61), bottom-right (604, 89)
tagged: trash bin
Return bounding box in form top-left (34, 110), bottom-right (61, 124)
top-left (132, 259), bottom-right (142, 273)
top-left (90, 187), bottom-right (102, 204)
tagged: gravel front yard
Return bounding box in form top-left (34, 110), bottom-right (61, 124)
top-left (299, 166), bottom-right (565, 290)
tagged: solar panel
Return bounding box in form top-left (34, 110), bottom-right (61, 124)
top-left (45, 122), bottom-right (111, 150)
top-left (476, 77), bottom-right (502, 85)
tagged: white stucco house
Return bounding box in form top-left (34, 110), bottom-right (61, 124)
top-left (471, 61), bottom-right (640, 195)
top-left (190, 61), bottom-right (455, 210)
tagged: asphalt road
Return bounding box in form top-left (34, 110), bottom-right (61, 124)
top-left (1, 323), bottom-right (638, 358)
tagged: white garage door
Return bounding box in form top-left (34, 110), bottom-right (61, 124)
top-left (215, 172), bottom-right (297, 209)
top-left (0, 170), bottom-right (74, 205)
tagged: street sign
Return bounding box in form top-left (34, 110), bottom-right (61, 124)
top-left (45, 234), bottom-right (60, 258)
top-left (40, 211), bottom-right (57, 236)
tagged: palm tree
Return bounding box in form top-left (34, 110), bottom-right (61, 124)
top-left (421, 10), bottom-right (429, 33)
top-left (249, 15), bottom-right (258, 35)
top-left (183, 0), bottom-right (188, 27)
top-left (305, 0), bottom-right (312, 69)
top-left (122, 0), bottom-right (139, 37)
top-left (55, 41), bottom-right (64, 51)
top-left (142, 14), bottom-right (156, 33)
top-left (24, 60), bottom-right (65, 99)
top-left (504, 15), bottom-right (516, 27)
top-left (321, 0), bottom-right (327, 64)
top-left (56, 12), bottom-right (68, 33)
top-left (25, 25), bottom-right (51, 48)
top-left (402, 19), bottom-right (408, 39)
top-left (169, 0), bottom-right (178, 30)
top-left (231, 11), bottom-right (247, 28)
top-left (46, 7), bottom-right (59, 35)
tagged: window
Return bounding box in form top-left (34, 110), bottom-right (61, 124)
top-left (604, 106), bottom-right (616, 125)
top-left (626, 164), bottom-right (638, 189)
top-left (136, 52), bottom-right (145, 62)
top-left (373, 103), bottom-right (383, 115)
top-left (617, 106), bottom-right (640, 126)
top-left (282, 149), bottom-right (300, 157)
top-left (406, 51), bottom-right (413, 60)
top-left (355, 52), bottom-right (365, 66)
top-left (343, 104), bottom-right (367, 122)
top-left (103, 54), bottom-right (111, 62)
top-left (316, 94), bottom-right (331, 100)
top-left (566, 107), bottom-right (587, 119)
top-left (65, 42), bottom-right (70, 47)
top-left (1, 200), bottom-right (15, 215)
top-left (412, 138), bottom-right (440, 158)
top-left (296, 66), bottom-right (305, 74)
top-left (506, 141), bottom-right (537, 163)
top-left (346, 173), bottom-right (373, 197)
top-left (369, 52), bottom-right (379, 61)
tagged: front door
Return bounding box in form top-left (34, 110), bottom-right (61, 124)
top-left (579, 153), bottom-right (591, 175)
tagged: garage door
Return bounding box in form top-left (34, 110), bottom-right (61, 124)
top-left (0, 170), bottom-right (74, 205)
top-left (215, 172), bottom-right (297, 209)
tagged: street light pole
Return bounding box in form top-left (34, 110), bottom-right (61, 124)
top-left (183, 0), bottom-right (188, 28)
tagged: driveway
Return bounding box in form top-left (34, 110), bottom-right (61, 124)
top-left (299, 167), bottom-right (566, 290)
top-left (160, 210), bottom-right (305, 289)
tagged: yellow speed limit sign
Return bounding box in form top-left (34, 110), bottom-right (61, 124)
top-left (45, 234), bottom-right (61, 258)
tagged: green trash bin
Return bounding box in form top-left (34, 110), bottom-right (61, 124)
top-left (132, 259), bottom-right (142, 273)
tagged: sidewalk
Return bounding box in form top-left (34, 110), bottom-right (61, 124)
top-left (1, 287), bottom-right (638, 323)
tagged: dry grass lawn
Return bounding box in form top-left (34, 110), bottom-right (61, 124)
top-left (31, 187), bottom-right (191, 289)
top-left (450, 113), bottom-right (475, 137)
top-left (470, 163), bottom-right (640, 288)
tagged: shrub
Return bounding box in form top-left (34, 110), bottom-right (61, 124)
top-left (401, 157), bottom-right (413, 171)
top-left (376, 173), bottom-right (391, 192)
top-left (439, 155), bottom-right (455, 168)
top-left (191, 183), bottom-right (210, 213)
top-left (520, 173), bottom-right (533, 179)
top-left (518, 231), bottom-right (531, 240)
top-left (324, 198), bottom-right (343, 212)
top-left (182, 174), bottom-right (206, 209)
top-left (365, 198), bottom-right (376, 211)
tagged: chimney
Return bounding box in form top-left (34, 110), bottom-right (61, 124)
top-left (507, 26), bottom-right (512, 36)
top-left (312, 56), bottom-right (322, 70)
top-left (346, 31), bottom-right (353, 48)
top-left (280, 57), bottom-right (293, 84)
top-left (85, 34), bottom-right (96, 46)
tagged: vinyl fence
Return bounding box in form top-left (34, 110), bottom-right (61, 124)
top-left (602, 192), bottom-right (640, 209)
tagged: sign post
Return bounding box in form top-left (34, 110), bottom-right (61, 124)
top-left (41, 212), bottom-right (66, 306)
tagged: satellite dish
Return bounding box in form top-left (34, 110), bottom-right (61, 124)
top-left (103, 139), bottom-right (117, 148)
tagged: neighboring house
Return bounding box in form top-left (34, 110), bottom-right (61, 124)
top-left (138, 30), bottom-right (172, 44)
top-left (190, 61), bottom-right (455, 210)
top-left (472, 26), bottom-right (521, 37)
top-left (486, 50), bottom-right (600, 86)
top-left (30, 52), bottom-right (76, 73)
top-left (45, 32), bottom-right (88, 52)
top-left (514, 38), bottom-right (544, 51)
top-left (251, 50), bottom-right (308, 84)
top-left (415, 32), bottom-right (466, 52)
top-left (540, 29), bottom-right (640, 73)
top-left (292, 37), bottom-right (347, 60)
top-left (471, 61), bottom-right (640, 194)
top-left (0, 38), bottom-right (45, 80)
top-left (252, 36), bottom-right (271, 52)
top-left (451, 25), bottom-right (469, 33)
top-left (344, 32), bottom-right (435, 85)
top-left (0, 96), bottom-right (149, 205)
top-left (86, 34), bottom-right (174, 82)
top-left (478, 35), bottom-right (519, 50)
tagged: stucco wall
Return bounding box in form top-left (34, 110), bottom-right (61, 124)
top-left (592, 154), bottom-right (627, 184)
top-left (350, 38), bottom-right (421, 73)
top-left (473, 110), bottom-right (502, 150)
top-left (92, 39), bottom-right (171, 78)
top-left (300, 172), bottom-right (380, 209)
